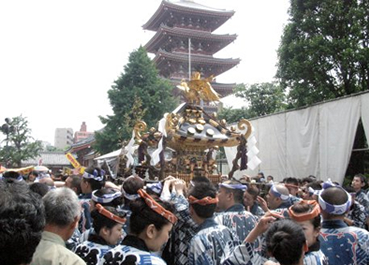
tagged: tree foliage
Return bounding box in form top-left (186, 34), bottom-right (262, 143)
top-left (277, 0), bottom-right (369, 107)
top-left (94, 46), bottom-right (178, 154)
top-left (234, 82), bottom-right (287, 117)
top-left (0, 116), bottom-right (42, 167)
top-left (218, 107), bottom-right (250, 123)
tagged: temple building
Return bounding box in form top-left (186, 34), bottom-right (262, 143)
top-left (143, 0), bottom-right (240, 111)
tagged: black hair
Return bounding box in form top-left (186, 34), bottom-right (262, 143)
top-left (93, 187), bottom-right (123, 208)
top-left (266, 219), bottom-right (306, 265)
top-left (29, 182), bottom-right (49, 197)
top-left (121, 175), bottom-right (144, 205)
top-left (129, 197), bottom-right (174, 234)
top-left (0, 181), bottom-right (45, 265)
top-left (2, 171), bottom-right (20, 179)
top-left (307, 181), bottom-right (322, 191)
top-left (246, 185), bottom-right (260, 200)
top-left (83, 167), bottom-right (106, 190)
top-left (301, 177), bottom-right (313, 184)
top-left (90, 206), bottom-right (126, 234)
top-left (188, 182), bottom-right (217, 218)
top-left (284, 177), bottom-right (299, 186)
top-left (354, 173), bottom-right (366, 184)
top-left (67, 175), bottom-right (82, 195)
top-left (191, 176), bottom-right (212, 185)
top-left (290, 202), bottom-right (321, 229)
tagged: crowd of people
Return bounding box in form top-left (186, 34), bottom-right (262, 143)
top-left (1, 168), bottom-right (369, 265)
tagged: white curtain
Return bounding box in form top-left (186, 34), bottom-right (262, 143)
top-left (361, 93), bottom-right (369, 143)
top-left (318, 97), bottom-right (360, 183)
top-left (286, 106), bottom-right (320, 179)
top-left (224, 92), bottom-right (367, 184)
top-left (257, 114), bottom-right (287, 180)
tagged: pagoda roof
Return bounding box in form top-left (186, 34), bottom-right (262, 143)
top-left (154, 49), bottom-right (240, 76)
top-left (144, 25), bottom-right (237, 54)
top-left (143, 0), bottom-right (234, 32)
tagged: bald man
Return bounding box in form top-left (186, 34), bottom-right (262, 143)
top-left (319, 186), bottom-right (369, 265)
top-left (266, 184), bottom-right (293, 210)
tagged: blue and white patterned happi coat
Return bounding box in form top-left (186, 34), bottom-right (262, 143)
top-left (319, 219), bottom-right (369, 265)
top-left (74, 240), bottom-right (112, 265)
top-left (222, 236), bottom-right (328, 265)
top-left (99, 245), bottom-right (166, 265)
top-left (188, 217), bottom-right (239, 265)
top-left (214, 203), bottom-right (257, 242)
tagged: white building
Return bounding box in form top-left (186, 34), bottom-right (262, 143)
top-left (54, 128), bottom-right (73, 149)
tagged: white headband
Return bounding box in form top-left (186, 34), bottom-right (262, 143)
top-left (121, 186), bottom-right (140, 201)
top-left (270, 185), bottom-right (290, 201)
top-left (318, 180), bottom-right (352, 215)
top-left (82, 169), bottom-right (104, 182)
top-left (92, 190), bottom-right (122, 204)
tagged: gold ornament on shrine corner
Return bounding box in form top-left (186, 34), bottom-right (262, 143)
top-left (177, 72), bottom-right (220, 104)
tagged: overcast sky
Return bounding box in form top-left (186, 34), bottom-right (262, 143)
top-left (0, 0), bottom-right (290, 145)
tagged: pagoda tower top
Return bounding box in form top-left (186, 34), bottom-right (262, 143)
top-left (143, 0), bottom-right (235, 32)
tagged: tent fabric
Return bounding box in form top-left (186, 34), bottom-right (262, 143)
top-left (361, 93), bottom-right (369, 145)
top-left (225, 91), bottom-right (368, 184)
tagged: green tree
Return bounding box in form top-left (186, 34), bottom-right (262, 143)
top-left (277, 0), bottom-right (369, 107)
top-left (218, 107), bottom-right (250, 123)
top-left (0, 116), bottom-right (43, 167)
top-left (94, 46), bottom-right (178, 154)
top-left (235, 82), bottom-right (286, 117)
top-left (94, 96), bottom-right (146, 154)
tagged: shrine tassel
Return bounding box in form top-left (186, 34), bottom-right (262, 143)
top-left (240, 146), bottom-right (248, 170)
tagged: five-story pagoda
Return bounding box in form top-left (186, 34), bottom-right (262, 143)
top-left (143, 0), bottom-right (240, 110)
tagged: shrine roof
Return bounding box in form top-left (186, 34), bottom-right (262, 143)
top-left (22, 152), bottom-right (71, 166)
top-left (144, 25), bottom-right (237, 53)
top-left (143, 0), bottom-right (234, 32)
top-left (66, 135), bottom-right (95, 153)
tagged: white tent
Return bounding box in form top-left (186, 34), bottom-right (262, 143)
top-left (225, 91), bottom-right (369, 184)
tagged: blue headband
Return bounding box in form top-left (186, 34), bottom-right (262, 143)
top-left (82, 169), bottom-right (105, 182)
top-left (270, 185), bottom-right (290, 201)
top-left (318, 180), bottom-right (352, 215)
top-left (220, 183), bottom-right (247, 191)
top-left (308, 186), bottom-right (321, 196)
top-left (121, 186), bottom-right (140, 201)
top-left (92, 190), bottom-right (122, 204)
top-left (146, 182), bottom-right (163, 195)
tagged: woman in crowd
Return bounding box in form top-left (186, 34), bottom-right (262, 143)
top-left (79, 187), bottom-right (124, 243)
top-left (120, 175), bottom-right (145, 234)
top-left (26, 171), bottom-right (38, 183)
top-left (74, 204), bottom-right (126, 265)
top-left (223, 199), bottom-right (327, 265)
top-left (265, 219), bottom-right (307, 265)
top-left (99, 188), bottom-right (177, 265)
top-left (288, 200), bottom-right (328, 264)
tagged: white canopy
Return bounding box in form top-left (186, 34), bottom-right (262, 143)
top-left (225, 91), bottom-right (369, 184)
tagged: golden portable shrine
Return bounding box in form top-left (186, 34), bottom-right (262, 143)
top-left (118, 73), bottom-right (252, 183)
